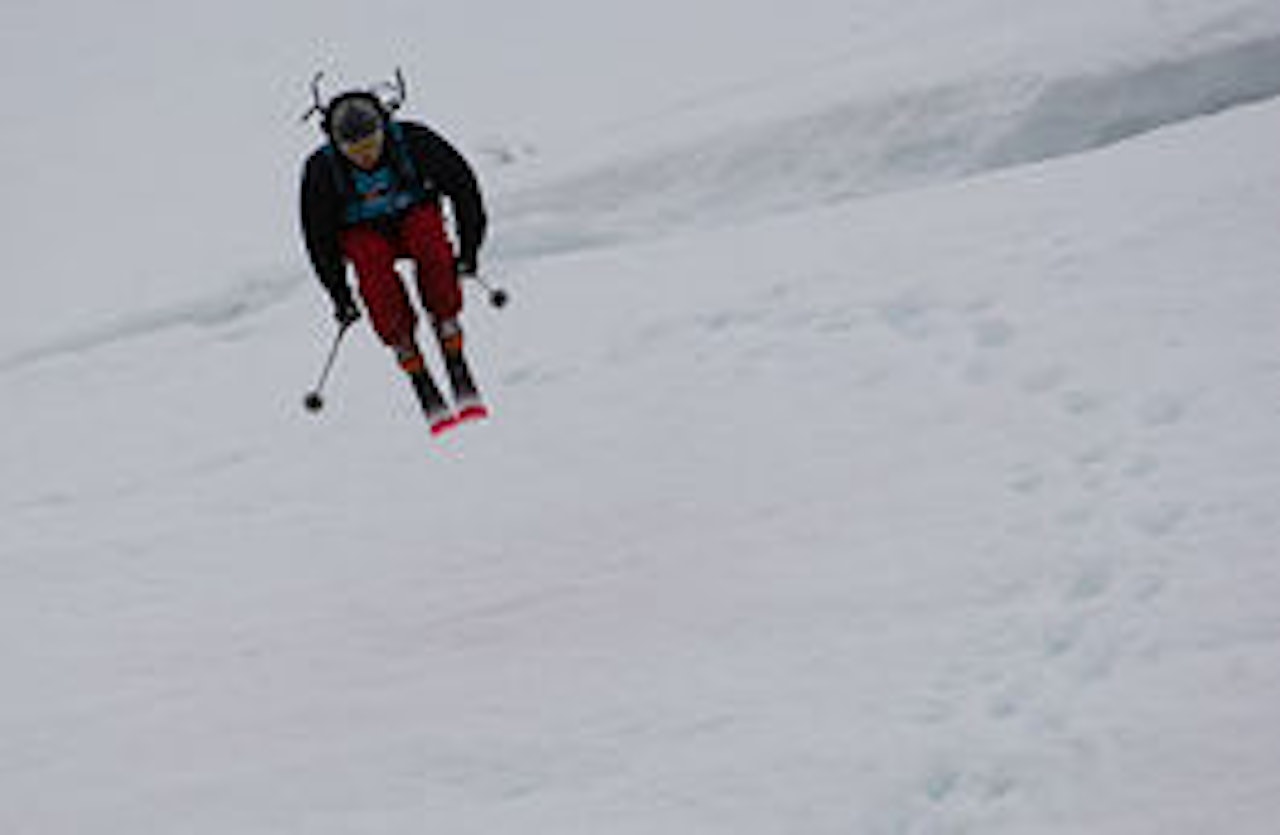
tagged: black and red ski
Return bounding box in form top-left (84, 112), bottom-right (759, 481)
top-left (407, 353), bottom-right (489, 437)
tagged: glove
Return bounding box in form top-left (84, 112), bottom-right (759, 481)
top-left (325, 276), bottom-right (361, 326)
top-left (333, 297), bottom-right (361, 327)
top-left (454, 254), bottom-right (478, 278)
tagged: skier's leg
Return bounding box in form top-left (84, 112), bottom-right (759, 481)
top-left (400, 204), bottom-right (465, 355)
top-left (340, 226), bottom-right (422, 369)
top-left (398, 205), bottom-right (487, 420)
top-left (339, 226), bottom-right (454, 427)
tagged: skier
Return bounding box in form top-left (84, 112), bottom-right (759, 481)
top-left (300, 81), bottom-right (489, 432)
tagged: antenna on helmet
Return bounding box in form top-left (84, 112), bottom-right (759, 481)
top-left (372, 67), bottom-right (408, 114)
top-left (301, 68), bottom-right (408, 128)
top-left (300, 71), bottom-right (328, 124)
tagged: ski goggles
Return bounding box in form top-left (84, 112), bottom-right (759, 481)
top-left (337, 128), bottom-right (385, 163)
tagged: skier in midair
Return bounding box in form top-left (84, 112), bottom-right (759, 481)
top-left (300, 81), bottom-right (489, 432)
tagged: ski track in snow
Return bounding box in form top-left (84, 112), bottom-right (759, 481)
top-left (857, 296), bottom-right (1190, 831)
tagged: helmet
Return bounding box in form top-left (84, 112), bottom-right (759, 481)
top-left (328, 94), bottom-right (384, 143)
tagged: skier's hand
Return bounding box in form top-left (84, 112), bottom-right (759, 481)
top-left (454, 255), bottom-right (477, 278)
top-left (334, 299), bottom-right (361, 327)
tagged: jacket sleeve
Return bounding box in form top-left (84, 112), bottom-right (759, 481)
top-left (403, 122), bottom-right (488, 264)
top-left (299, 151), bottom-right (353, 307)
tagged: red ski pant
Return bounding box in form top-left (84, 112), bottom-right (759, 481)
top-left (339, 204), bottom-right (462, 352)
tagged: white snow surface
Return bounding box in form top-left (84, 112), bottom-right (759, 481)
top-left (4, 1), bottom-right (1280, 833)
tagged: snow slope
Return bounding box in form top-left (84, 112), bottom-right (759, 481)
top-left (3, 2), bottom-right (1280, 833)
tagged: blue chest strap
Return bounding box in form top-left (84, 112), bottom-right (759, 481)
top-left (327, 123), bottom-right (430, 225)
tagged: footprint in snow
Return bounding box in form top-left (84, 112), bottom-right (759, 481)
top-left (971, 317), bottom-right (1017, 349)
top-left (1019, 364), bottom-right (1069, 395)
top-left (1138, 392), bottom-right (1190, 427)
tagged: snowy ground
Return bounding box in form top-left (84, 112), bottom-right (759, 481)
top-left (3, 2), bottom-right (1280, 833)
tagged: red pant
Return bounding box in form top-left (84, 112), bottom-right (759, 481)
top-left (339, 204), bottom-right (462, 350)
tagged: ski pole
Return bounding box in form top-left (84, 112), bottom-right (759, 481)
top-left (470, 273), bottom-right (510, 308)
top-left (303, 321), bottom-right (353, 413)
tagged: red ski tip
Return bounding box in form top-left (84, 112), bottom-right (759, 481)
top-left (427, 405), bottom-right (487, 438)
top-left (429, 414), bottom-right (461, 436)
top-left (456, 404), bottom-right (490, 424)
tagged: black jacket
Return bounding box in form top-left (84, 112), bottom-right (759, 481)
top-left (300, 120), bottom-right (487, 307)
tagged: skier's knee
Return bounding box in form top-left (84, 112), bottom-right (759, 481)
top-left (434, 317), bottom-right (464, 357)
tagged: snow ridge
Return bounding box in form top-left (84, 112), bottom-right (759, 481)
top-left (498, 32), bottom-right (1280, 259)
top-left (0, 274), bottom-right (300, 374)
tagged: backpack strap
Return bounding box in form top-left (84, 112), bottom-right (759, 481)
top-left (385, 122), bottom-right (429, 195)
top-left (324, 122), bottom-right (431, 226)
top-left (323, 143), bottom-right (354, 204)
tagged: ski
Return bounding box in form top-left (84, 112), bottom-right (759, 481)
top-left (444, 351), bottom-right (490, 427)
top-left (406, 355), bottom-right (489, 437)
top-left (408, 368), bottom-right (459, 435)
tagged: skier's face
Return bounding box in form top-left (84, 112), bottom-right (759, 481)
top-left (339, 129), bottom-right (386, 170)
